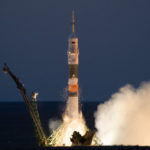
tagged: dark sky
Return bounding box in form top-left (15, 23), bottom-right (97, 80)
top-left (1, 0), bottom-right (150, 102)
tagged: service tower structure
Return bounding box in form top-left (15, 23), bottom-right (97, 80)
top-left (66, 11), bottom-right (79, 118)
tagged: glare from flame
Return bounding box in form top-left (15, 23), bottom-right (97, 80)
top-left (48, 111), bottom-right (87, 146)
top-left (47, 94), bottom-right (89, 146)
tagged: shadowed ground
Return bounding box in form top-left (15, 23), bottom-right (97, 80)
top-left (1, 146), bottom-right (150, 150)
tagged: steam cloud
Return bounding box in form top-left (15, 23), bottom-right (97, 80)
top-left (95, 82), bottom-right (150, 146)
top-left (49, 119), bottom-right (62, 132)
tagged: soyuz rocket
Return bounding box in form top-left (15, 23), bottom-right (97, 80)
top-left (66, 11), bottom-right (79, 118)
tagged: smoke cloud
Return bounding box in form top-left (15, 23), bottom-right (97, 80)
top-left (95, 82), bottom-right (150, 146)
top-left (49, 119), bottom-right (62, 132)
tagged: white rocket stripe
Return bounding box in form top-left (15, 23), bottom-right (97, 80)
top-left (68, 78), bottom-right (78, 85)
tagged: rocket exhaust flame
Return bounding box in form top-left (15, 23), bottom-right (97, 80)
top-left (49, 111), bottom-right (87, 146)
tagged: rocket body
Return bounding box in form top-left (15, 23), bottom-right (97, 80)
top-left (66, 11), bottom-right (79, 118)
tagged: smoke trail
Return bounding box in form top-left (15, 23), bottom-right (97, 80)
top-left (95, 82), bottom-right (150, 146)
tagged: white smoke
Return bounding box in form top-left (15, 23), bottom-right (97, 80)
top-left (95, 82), bottom-right (150, 146)
top-left (49, 119), bottom-right (62, 132)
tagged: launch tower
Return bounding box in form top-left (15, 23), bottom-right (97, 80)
top-left (66, 11), bottom-right (79, 118)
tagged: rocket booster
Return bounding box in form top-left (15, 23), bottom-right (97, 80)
top-left (66, 11), bottom-right (79, 118)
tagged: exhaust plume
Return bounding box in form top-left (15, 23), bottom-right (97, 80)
top-left (95, 82), bottom-right (150, 146)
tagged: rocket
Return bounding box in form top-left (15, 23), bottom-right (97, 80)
top-left (66, 11), bottom-right (79, 118)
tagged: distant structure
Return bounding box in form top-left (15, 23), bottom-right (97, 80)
top-left (66, 11), bottom-right (79, 118)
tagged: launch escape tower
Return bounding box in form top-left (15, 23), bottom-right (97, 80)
top-left (66, 11), bottom-right (79, 118)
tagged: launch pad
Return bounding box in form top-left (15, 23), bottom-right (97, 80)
top-left (3, 11), bottom-right (98, 147)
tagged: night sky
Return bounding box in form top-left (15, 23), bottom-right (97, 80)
top-left (1, 0), bottom-right (150, 102)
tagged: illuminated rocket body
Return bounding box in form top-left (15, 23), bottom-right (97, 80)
top-left (66, 11), bottom-right (79, 118)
